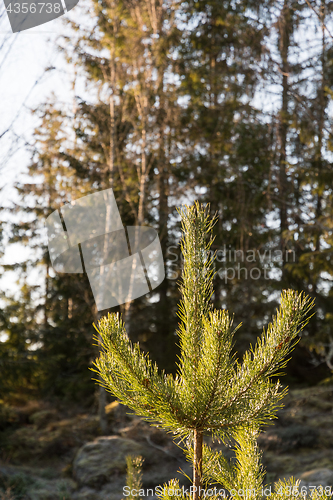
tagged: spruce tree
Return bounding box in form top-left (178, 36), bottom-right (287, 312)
top-left (93, 202), bottom-right (325, 500)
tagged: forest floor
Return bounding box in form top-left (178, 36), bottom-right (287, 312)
top-left (0, 383), bottom-right (333, 499)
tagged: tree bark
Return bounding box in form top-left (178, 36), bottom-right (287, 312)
top-left (193, 429), bottom-right (203, 500)
top-left (315, 0), bottom-right (326, 257)
top-left (277, 0), bottom-right (292, 282)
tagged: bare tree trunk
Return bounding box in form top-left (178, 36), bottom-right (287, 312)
top-left (123, 91), bottom-right (149, 326)
top-left (193, 429), bottom-right (203, 500)
top-left (277, 0), bottom-right (292, 283)
top-left (109, 7), bottom-right (116, 192)
top-left (315, 0), bottom-right (326, 256)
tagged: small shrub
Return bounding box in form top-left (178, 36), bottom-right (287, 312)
top-left (93, 203), bottom-right (327, 500)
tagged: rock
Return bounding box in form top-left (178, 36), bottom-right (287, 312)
top-left (71, 481), bottom-right (137, 500)
top-left (72, 486), bottom-right (101, 500)
top-left (119, 418), bottom-right (152, 442)
top-left (258, 425), bottom-right (319, 453)
top-left (73, 436), bottom-right (148, 487)
top-left (100, 480), bottom-right (157, 500)
top-left (73, 435), bottom-right (191, 491)
top-left (296, 468), bottom-right (333, 488)
top-left (28, 480), bottom-right (74, 500)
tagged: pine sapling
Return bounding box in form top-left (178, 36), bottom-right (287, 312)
top-left (92, 202), bottom-right (324, 500)
top-left (122, 455), bottom-right (143, 500)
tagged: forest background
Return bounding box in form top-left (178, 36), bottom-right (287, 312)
top-left (1, 0), bottom-right (333, 420)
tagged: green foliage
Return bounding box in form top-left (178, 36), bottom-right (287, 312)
top-left (93, 203), bottom-right (319, 499)
top-left (123, 455), bottom-right (144, 500)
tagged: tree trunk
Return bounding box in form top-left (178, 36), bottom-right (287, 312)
top-left (193, 429), bottom-right (203, 500)
top-left (315, 0), bottom-right (326, 258)
top-left (277, 0), bottom-right (292, 283)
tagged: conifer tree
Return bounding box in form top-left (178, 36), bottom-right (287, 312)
top-left (0, 102), bottom-right (97, 401)
top-left (93, 203), bottom-right (324, 500)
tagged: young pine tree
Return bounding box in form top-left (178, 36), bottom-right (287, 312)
top-left (93, 203), bottom-right (325, 500)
